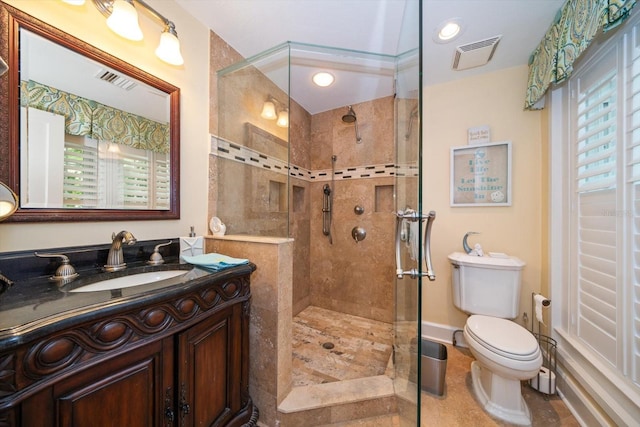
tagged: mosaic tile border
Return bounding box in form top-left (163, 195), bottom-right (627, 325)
top-left (211, 135), bottom-right (418, 181)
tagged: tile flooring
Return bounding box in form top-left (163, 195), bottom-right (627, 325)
top-left (291, 306), bottom-right (581, 426)
top-left (292, 306), bottom-right (394, 387)
top-left (420, 344), bottom-right (580, 427)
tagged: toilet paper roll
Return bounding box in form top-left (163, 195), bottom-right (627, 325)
top-left (534, 294), bottom-right (550, 325)
top-left (529, 366), bottom-right (556, 394)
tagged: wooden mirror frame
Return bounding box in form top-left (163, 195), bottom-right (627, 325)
top-left (0, 3), bottom-right (180, 222)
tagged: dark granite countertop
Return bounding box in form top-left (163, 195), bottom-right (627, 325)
top-left (0, 259), bottom-right (256, 349)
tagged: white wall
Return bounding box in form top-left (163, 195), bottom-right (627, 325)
top-left (0, 0), bottom-right (210, 252)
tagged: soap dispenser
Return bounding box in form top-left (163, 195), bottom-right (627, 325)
top-left (180, 226), bottom-right (203, 263)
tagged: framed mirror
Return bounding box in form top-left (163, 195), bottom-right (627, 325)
top-left (0, 3), bottom-right (180, 222)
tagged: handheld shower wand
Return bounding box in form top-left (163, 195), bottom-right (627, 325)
top-left (322, 155), bottom-right (337, 244)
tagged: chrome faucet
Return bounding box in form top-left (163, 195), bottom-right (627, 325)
top-left (104, 230), bottom-right (137, 272)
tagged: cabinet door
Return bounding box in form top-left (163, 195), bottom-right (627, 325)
top-left (177, 304), bottom-right (242, 427)
top-left (51, 338), bottom-right (173, 427)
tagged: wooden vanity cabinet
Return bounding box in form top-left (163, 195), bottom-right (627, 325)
top-left (0, 267), bottom-right (257, 427)
top-left (177, 303), bottom-right (244, 426)
top-left (24, 337), bottom-right (173, 427)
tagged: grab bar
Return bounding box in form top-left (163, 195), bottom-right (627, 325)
top-left (394, 209), bottom-right (436, 280)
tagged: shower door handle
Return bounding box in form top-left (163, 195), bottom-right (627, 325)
top-left (394, 209), bottom-right (436, 280)
top-left (423, 211), bottom-right (436, 281)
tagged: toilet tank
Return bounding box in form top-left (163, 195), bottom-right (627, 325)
top-left (448, 252), bottom-right (525, 319)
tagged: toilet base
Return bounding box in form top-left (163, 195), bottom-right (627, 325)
top-left (470, 361), bottom-right (532, 426)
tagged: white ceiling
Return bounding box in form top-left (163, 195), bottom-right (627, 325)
top-left (175, 0), bottom-right (564, 114)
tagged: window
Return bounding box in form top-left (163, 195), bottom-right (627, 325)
top-left (64, 135), bottom-right (169, 210)
top-left (571, 46), bottom-right (619, 365)
top-left (550, 11), bottom-right (640, 421)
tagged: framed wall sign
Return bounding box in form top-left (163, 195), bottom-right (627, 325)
top-left (450, 141), bottom-right (512, 207)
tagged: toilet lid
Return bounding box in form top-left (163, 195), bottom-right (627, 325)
top-left (465, 315), bottom-right (540, 361)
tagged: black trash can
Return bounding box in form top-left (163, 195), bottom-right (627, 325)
top-left (420, 339), bottom-right (447, 396)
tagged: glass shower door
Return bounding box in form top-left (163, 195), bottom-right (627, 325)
top-left (394, 0), bottom-right (424, 425)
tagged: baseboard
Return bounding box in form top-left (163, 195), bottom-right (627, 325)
top-left (554, 367), bottom-right (607, 427)
top-left (553, 332), bottom-right (639, 426)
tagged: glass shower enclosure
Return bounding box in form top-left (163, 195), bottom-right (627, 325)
top-left (214, 1), bottom-right (423, 424)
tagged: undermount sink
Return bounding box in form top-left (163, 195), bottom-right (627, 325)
top-left (70, 270), bottom-right (187, 293)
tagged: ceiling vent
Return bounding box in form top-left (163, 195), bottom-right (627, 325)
top-left (95, 69), bottom-right (138, 91)
top-left (452, 35), bottom-right (502, 71)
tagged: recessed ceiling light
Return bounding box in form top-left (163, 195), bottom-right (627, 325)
top-left (434, 18), bottom-right (464, 43)
top-left (312, 71), bottom-right (334, 87)
top-left (440, 22), bottom-right (460, 40)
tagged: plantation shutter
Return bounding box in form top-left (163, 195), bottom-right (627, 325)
top-left (121, 148), bottom-right (151, 209)
top-left (572, 46), bottom-right (619, 364)
top-left (627, 22), bottom-right (640, 384)
top-left (63, 139), bottom-right (169, 209)
top-left (64, 138), bottom-right (99, 208)
top-left (571, 26), bottom-right (640, 384)
top-left (154, 154), bottom-right (170, 210)
top-left (106, 145), bottom-right (170, 209)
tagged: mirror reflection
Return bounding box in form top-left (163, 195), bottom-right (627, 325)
top-left (0, 2), bottom-right (180, 222)
top-left (0, 182), bottom-right (18, 221)
top-left (20, 28), bottom-right (171, 210)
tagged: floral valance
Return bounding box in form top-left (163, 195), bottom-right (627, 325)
top-left (21, 80), bottom-right (169, 153)
top-left (525, 0), bottom-right (636, 110)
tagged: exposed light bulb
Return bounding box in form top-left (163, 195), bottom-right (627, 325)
top-left (107, 0), bottom-right (143, 41)
top-left (62, 0), bottom-right (86, 5)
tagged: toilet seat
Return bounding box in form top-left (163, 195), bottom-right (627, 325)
top-left (465, 315), bottom-right (540, 361)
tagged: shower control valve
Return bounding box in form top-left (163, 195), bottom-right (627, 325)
top-left (351, 226), bottom-right (366, 243)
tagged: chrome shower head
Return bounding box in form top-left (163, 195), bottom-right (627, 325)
top-left (342, 106), bottom-right (362, 143)
top-left (342, 106), bottom-right (357, 123)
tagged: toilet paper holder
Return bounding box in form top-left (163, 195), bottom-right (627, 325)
top-left (529, 292), bottom-right (557, 396)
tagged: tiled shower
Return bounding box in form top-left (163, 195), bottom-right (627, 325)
top-left (210, 41), bottom-right (420, 425)
top-left (213, 44), bottom-right (398, 323)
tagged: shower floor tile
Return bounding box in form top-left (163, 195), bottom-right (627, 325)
top-left (292, 306), bottom-right (393, 387)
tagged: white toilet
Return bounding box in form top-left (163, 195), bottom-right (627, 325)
top-left (448, 252), bottom-right (542, 426)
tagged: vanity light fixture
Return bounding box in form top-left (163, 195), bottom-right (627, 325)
top-left (106, 0), bottom-right (143, 41)
top-left (312, 71), bottom-right (335, 87)
top-left (276, 109), bottom-right (289, 128)
top-left (155, 23), bottom-right (183, 66)
top-left (261, 96), bottom-right (289, 127)
top-left (260, 99), bottom-right (277, 120)
top-left (85, 0), bottom-right (184, 65)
